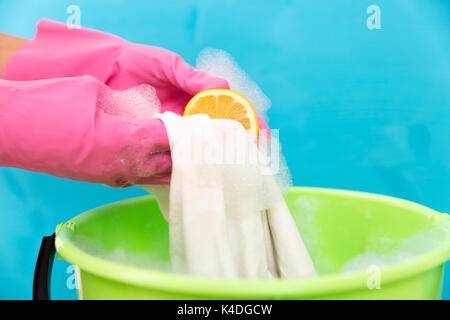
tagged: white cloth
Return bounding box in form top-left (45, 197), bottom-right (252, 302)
top-left (143, 112), bottom-right (316, 279)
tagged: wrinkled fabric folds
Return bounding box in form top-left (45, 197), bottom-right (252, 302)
top-left (144, 112), bottom-right (316, 279)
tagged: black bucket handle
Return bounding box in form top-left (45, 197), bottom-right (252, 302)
top-left (33, 233), bottom-right (56, 300)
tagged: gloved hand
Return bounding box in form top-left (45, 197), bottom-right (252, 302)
top-left (0, 76), bottom-right (172, 187)
top-left (1, 20), bottom-right (228, 187)
top-left (1, 19), bottom-right (269, 187)
top-left (3, 19), bottom-right (269, 131)
top-left (3, 19), bottom-right (229, 115)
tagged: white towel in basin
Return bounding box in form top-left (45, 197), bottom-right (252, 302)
top-left (144, 112), bottom-right (316, 279)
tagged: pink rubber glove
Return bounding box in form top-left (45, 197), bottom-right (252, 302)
top-left (2, 19), bottom-right (269, 186)
top-left (1, 20), bottom-right (226, 186)
top-left (3, 19), bottom-right (229, 115)
top-left (0, 76), bottom-right (172, 187)
top-left (3, 19), bottom-right (269, 130)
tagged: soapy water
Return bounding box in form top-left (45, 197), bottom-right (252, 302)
top-left (71, 233), bottom-right (172, 272)
top-left (340, 218), bottom-right (450, 274)
top-left (70, 206), bottom-right (449, 276)
top-left (293, 196), bottom-right (335, 275)
top-left (293, 196), bottom-right (450, 275)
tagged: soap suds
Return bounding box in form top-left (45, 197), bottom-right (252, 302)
top-left (196, 48), bottom-right (271, 122)
top-left (292, 196), bottom-right (335, 275)
top-left (71, 234), bottom-right (171, 272)
top-left (340, 218), bottom-right (450, 273)
top-left (98, 84), bottom-right (161, 120)
top-left (197, 48), bottom-right (292, 194)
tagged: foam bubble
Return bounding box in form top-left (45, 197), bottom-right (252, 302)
top-left (196, 48), bottom-right (271, 121)
top-left (257, 129), bottom-right (293, 195)
top-left (98, 84), bottom-right (161, 120)
top-left (72, 234), bottom-right (171, 272)
top-left (292, 196), bottom-right (335, 275)
top-left (196, 48), bottom-right (292, 194)
top-left (340, 218), bottom-right (450, 274)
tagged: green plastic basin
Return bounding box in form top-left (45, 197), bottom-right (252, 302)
top-left (55, 187), bottom-right (450, 299)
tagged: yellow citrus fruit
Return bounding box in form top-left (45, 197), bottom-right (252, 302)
top-left (183, 89), bottom-right (259, 140)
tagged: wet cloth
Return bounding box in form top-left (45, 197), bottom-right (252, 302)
top-left (144, 112), bottom-right (316, 279)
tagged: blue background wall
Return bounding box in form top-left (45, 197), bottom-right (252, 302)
top-left (0, 0), bottom-right (448, 299)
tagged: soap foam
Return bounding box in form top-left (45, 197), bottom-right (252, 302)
top-left (292, 196), bottom-right (335, 275)
top-left (196, 48), bottom-right (292, 194)
top-left (72, 198), bottom-right (449, 277)
top-left (340, 218), bottom-right (450, 274)
top-left (98, 84), bottom-right (161, 120)
top-left (196, 48), bottom-right (271, 121)
top-left (291, 197), bottom-right (450, 276)
top-left (72, 234), bottom-right (171, 272)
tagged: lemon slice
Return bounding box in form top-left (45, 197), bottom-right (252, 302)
top-left (183, 89), bottom-right (259, 140)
